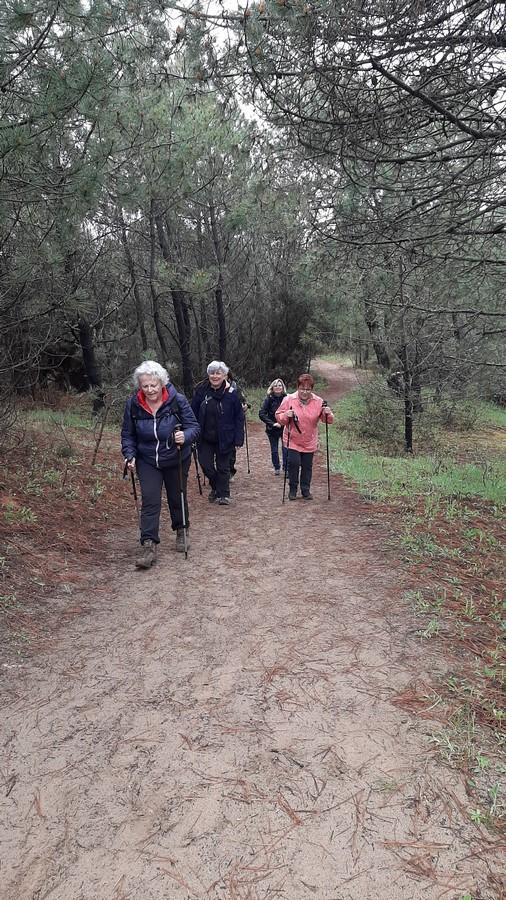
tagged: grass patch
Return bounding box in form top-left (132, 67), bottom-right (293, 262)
top-left (327, 388), bottom-right (506, 504)
top-left (24, 408), bottom-right (93, 430)
top-left (477, 401), bottom-right (506, 430)
top-left (327, 433), bottom-right (506, 504)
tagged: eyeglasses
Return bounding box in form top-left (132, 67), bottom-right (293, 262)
top-left (298, 387), bottom-right (312, 392)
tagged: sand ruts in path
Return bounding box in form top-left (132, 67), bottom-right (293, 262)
top-left (1, 362), bottom-right (503, 899)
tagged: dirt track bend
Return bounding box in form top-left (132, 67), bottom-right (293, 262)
top-left (1, 362), bottom-right (503, 900)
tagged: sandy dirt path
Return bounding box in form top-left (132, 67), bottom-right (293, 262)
top-left (1, 363), bottom-right (503, 900)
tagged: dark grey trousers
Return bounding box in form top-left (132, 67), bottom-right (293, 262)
top-left (137, 456), bottom-right (190, 544)
top-left (197, 440), bottom-right (233, 498)
top-left (287, 449), bottom-right (314, 495)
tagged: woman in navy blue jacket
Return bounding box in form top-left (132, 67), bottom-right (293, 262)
top-left (191, 361), bottom-right (244, 506)
top-left (121, 361), bottom-right (200, 567)
top-left (259, 378), bottom-right (287, 475)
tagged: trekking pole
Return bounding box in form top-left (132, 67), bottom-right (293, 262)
top-left (322, 400), bottom-right (331, 501)
top-left (282, 415), bottom-right (293, 504)
top-left (123, 461), bottom-right (140, 523)
top-left (175, 428), bottom-right (188, 560)
top-left (243, 400), bottom-right (251, 474)
top-left (192, 443), bottom-right (203, 495)
top-left (244, 416), bottom-right (251, 474)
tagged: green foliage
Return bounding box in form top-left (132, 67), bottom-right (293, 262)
top-left (2, 0), bottom-right (505, 437)
top-left (3, 503), bottom-right (37, 525)
top-left (0, 593), bottom-right (18, 610)
top-left (477, 402), bottom-right (506, 430)
top-left (330, 441), bottom-right (506, 504)
top-left (328, 389), bottom-right (506, 503)
top-left (25, 409), bottom-right (92, 430)
top-left (55, 444), bottom-right (75, 459)
top-left (349, 377), bottom-right (405, 449)
top-left (426, 399), bottom-right (480, 432)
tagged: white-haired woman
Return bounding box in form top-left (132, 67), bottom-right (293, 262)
top-left (121, 361), bottom-right (200, 567)
top-left (191, 361), bottom-right (244, 506)
top-left (259, 378), bottom-right (287, 475)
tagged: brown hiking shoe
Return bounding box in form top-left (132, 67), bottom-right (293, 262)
top-left (135, 540), bottom-right (156, 569)
top-left (175, 528), bottom-right (190, 552)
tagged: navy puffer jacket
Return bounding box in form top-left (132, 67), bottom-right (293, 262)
top-left (259, 393), bottom-right (286, 434)
top-left (191, 380), bottom-right (244, 452)
top-left (121, 385), bottom-right (200, 469)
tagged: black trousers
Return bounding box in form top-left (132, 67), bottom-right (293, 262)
top-left (267, 431), bottom-right (288, 471)
top-left (137, 456), bottom-right (190, 543)
top-left (230, 446), bottom-right (237, 475)
top-left (287, 449), bottom-right (314, 495)
top-left (198, 440), bottom-right (233, 498)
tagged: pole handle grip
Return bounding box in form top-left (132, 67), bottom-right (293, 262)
top-left (174, 424), bottom-right (184, 449)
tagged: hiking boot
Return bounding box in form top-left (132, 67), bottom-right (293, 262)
top-left (302, 492), bottom-right (313, 500)
top-left (208, 489), bottom-right (217, 502)
top-left (135, 540), bottom-right (156, 569)
top-left (175, 527), bottom-right (190, 552)
top-left (288, 490), bottom-right (297, 501)
top-left (218, 496), bottom-right (231, 506)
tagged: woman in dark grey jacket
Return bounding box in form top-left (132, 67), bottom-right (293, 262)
top-left (259, 378), bottom-right (287, 475)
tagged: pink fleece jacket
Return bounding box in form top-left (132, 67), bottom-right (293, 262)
top-left (275, 392), bottom-right (334, 453)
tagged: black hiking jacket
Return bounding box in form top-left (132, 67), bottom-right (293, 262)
top-left (259, 393), bottom-right (286, 435)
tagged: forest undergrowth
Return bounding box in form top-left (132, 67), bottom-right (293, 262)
top-left (0, 396), bottom-right (132, 664)
top-left (327, 391), bottom-right (506, 831)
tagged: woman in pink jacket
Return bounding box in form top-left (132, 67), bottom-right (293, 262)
top-left (275, 373), bottom-right (334, 500)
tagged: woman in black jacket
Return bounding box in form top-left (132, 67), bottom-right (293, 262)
top-left (191, 361), bottom-right (245, 505)
top-left (259, 378), bottom-right (287, 475)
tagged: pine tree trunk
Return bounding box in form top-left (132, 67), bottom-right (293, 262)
top-left (77, 317), bottom-right (105, 412)
top-left (153, 204), bottom-right (193, 395)
top-left (208, 201), bottom-right (227, 360)
top-left (149, 203), bottom-right (170, 367)
top-left (118, 210), bottom-right (148, 353)
top-left (364, 300), bottom-right (390, 369)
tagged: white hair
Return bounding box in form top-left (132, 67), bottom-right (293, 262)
top-left (207, 360), bottom-right (229, 375)
top-left (132, 361), bottom-right (170, 389)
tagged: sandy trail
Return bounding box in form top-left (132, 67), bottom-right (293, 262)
top-left (1, 363), bottom-right (502, 900)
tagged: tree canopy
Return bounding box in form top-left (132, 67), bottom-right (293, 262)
top-left (1, 0), bottom-right (504, 444)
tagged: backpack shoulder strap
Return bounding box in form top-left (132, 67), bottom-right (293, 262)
top-left (167, 394), bottom-right (182, 424)
top-left (130, 397), bottom-right (139, 423)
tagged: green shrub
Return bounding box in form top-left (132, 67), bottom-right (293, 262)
top-left (352, 377), bottom-right (405, 449)
top-left (427, 398), bottom-right (480, 432)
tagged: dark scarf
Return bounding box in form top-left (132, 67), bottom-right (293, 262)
top-left (202, 380), bottom-right (226, 442)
